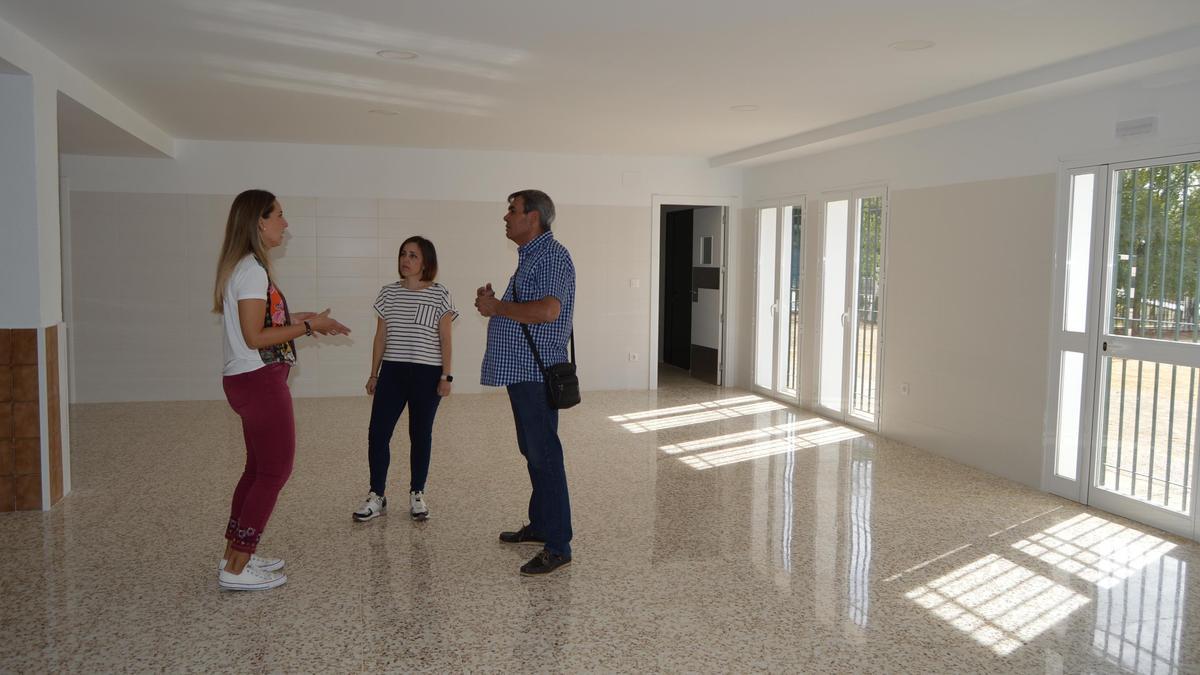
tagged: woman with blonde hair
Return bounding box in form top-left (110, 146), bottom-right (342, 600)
top-left (212, 189), bottom-right (349, 591)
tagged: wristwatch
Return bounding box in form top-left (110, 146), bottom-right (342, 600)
top-left (440, 374), bottom-right (454, 382)
top-left (303, 320), bottom-right (313, 336)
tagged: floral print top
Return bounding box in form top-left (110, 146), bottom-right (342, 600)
top-left (258, 259), bottom-right (297, 367)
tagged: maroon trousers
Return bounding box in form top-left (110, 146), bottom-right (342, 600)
top-left (222, 362), bottom-right (295, 554)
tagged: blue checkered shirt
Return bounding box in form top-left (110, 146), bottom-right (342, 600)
top-left (480, 231), bottom-right (575, 387)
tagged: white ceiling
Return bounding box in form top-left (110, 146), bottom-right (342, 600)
top-left (4, 0), bottom-right (1200, 162)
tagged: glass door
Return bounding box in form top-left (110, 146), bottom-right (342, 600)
top-left (818, 188), bottom-right (887, 429)
top-left (851, 192), bottom-right (885, 422)
top-left (1089, 157), bottom-right (1200, 537)
top-left (753, 199), bottom-right (805, 400)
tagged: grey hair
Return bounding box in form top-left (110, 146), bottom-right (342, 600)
top-left (508, 189), bottom-right (555, 231)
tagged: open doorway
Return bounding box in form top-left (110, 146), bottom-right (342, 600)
top-left (658, 204), bottom-right (725, 385)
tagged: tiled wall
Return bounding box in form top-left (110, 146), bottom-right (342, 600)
top-left (69, 193), bottom-right (652, 402)
top-left (0, 328), bottom-right (53, 511)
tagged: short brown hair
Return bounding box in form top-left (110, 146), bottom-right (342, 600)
top-left (508, 189), bottom-right (555, 231)
top-left (399, 236), bottom-right (438, 281)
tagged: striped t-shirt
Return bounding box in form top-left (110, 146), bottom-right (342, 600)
top-left (373, 282), bottom-right (458, 366)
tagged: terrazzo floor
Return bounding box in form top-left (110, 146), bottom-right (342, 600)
top-left (3, 370), bottom-right (1199, 673)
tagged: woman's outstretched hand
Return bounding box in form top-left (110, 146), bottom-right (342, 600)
top-left (306, 308), bottom-right (351, 336)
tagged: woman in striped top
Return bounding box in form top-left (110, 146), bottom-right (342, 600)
top-left (353, 236), bottom-right (457, 522)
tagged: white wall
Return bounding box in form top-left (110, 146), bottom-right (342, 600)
top-left (0, 74), bottom-right (41, 326)
top-left (62, 141), bottom-right (742, 401)
top-left (0, 14), bottom-right (172, 329)
top-left (746, 77), bottom-right (1200, 200)
top-left (742, 76), bottom-right (1200, 489)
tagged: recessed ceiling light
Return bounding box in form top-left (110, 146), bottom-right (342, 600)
top-left (376, 49), bottom-right (419, 60)
top-left (889, 40), bottom-right (935, 51)
top-left (730, 104), bottom-right (759, 112)
top-left (368, 108), bottom-right (401, 116)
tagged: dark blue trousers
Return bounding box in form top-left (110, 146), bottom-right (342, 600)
top-left (368, 361), bottom-right (442, 495)
top-left (507, 381), bottom-right (573, 558)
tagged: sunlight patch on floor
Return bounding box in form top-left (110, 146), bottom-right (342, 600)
top-left (659, 417), bottom-right (831, 454)
top-left (907, 554), bottom-right (1089, 656)
top-left (608, 395), bottom-right (762, 423)
top-left (612, 396), bottom-right (786, 433)
top-left (676, 425), bottom-right (863, 470)
top-left (1011, 513), bottom-right (1177, 589)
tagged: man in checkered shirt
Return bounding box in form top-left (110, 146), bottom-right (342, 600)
top-left (476, 189), bottom-right (576, 576)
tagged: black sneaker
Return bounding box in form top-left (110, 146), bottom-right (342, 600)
top-left (499, 524), bottom-right (545, 545)
top-left (520, 549), bottom-right (572, 576)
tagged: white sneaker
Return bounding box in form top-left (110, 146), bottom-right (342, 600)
top-left (218, 554), bottom-right (285, 573)
top-left (353, 492), bottom-right (386, 521)
top-left (410, 490), bottom-right (429, 521)
top-left (218, 564), bottom-right (287, 591)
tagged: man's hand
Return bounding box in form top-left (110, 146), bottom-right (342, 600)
top-left (475, 295), bottom-right (501, 317)
top-left (475, 282), bottom-right (500, 317)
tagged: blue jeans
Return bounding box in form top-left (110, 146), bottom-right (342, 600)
top-left (507, 381), bottom-right (573, 558)
top-left (367, 361), bottom-right (443, 495)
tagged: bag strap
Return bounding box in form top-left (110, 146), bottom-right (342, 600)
top-left (511, 279), bottom-right (574, 374)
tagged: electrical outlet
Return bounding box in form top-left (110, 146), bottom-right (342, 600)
top-left (628, 352), bottom-right (639, 362)
top-left (900, 382), bottom-right (910, 396)
top-left (629, 278), bottom-right (640, 288)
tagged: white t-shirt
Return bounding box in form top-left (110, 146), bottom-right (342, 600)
top-left (373, 282), bottom-right (458, 366)
top-left (222, 255), bottom-right (296, 376)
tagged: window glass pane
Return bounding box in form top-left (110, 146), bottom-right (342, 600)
top-left (783, 204), bottom-right (803, 395)
top-left (755, 208), bottom-right (777, 388)
top-left (1097, 356), bottom-right (1198, 513)
top-left (820, 200), bottom-right (848, 411)
top-left (1064, 174), bottom-right (1095, 333)
top-left (776, 207), bottom-right (794, 395)
top-left (1055, 351), bottom-right (1084, 479)
top-left (1108, 162), bottom-right (1200, 343)
top-left (851, 196), bottom-right (883, 421)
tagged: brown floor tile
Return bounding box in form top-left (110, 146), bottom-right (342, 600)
top-left (12, 329), bottom-right (37, 365)
top-left (0, 475), bottom-right (14, 512)
top-left (0, 438), bottom-right (13, 475)
top-left (14, 474), bottom-right (40, 510)
top-left (0, 403), bottom-right (11, 438)
top-left (0, 329), bottom-right (10, 365)
top-left (14, 438), bottom-right (39, 475)
top-left (0, 365), bottom-right (10, 402)
top-left (13, 401), bottom-right (39, 439)
top-left (13, 365), bottom-right (38, 402)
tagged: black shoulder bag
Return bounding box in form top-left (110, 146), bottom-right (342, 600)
top-left (513, 283), bottom-right (581, 409)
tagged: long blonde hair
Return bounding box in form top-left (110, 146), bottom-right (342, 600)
top-left (212, 189), bottom-right (279, 314)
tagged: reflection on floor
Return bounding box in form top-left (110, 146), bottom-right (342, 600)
top-left (3, 380), bottom-right (1200, 672)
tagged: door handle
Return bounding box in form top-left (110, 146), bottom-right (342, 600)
top-left (1102, 341), bottom-right (1126, 352)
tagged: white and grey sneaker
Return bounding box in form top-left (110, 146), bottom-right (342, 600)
top-left (218, 564), bottom-right (287, 591)
top-left (353, 492), bottom-right (387, 522)
top-left (218, 554), bottom-right (284, 573)
top-left (410, 491), bottom-right (429, 521)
